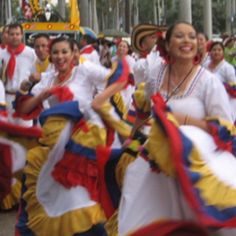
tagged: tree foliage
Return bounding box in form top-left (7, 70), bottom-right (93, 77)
top-left (2, 0), bottom-right (229, 35)
top-left (137, 0), bottom-right (226, 34)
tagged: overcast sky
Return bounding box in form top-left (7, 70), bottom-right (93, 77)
top-left (50, 0), bottom-right (69, 5)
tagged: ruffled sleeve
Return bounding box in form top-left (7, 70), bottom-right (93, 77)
top-left (206, 117), bottom-right (236, 155)
top-left (81, 60), bottom-right (110, 94)
top-left (203, 71), bottom-right (234, 122)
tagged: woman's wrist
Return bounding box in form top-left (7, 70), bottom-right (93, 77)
top-left (184, 115), bottom-right (190, 125)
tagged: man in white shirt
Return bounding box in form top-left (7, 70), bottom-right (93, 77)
top-left (79, 34), bottom-right (101, 65)
top-left (131, 23), bottom-right (164, 85)
top-left (0, 23), bottom-right (36, 125)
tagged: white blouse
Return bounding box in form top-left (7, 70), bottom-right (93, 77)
top-left (145, 62), bottom-right (234, 122)
top-left (205, 59), bottom-right (236, 84)
top-left (32, 60), bottom-right (110, 113)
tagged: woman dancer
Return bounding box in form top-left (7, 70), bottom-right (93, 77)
top-left (15, 37), bottom-right (131, 236)
top-left (117, 22), bottom-right (236, 236)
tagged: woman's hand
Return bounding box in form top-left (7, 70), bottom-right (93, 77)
top-left (29, 72), bottom-right (41, 83)
top-left (20, 80), bottom-right (33, 92)
top-left (38, 89), bottom-right (52, 102)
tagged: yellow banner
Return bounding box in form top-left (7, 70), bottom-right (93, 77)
top-left (70, 0), bottom-right (80, 26)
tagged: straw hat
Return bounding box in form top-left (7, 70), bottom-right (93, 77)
top-left (131, 23), bottom-right (166, 53)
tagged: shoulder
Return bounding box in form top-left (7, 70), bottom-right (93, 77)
top-left (77, 60), bottom-right (109, 75)
top-left (223, 60), bottom-right (235, 70)
top-left (77, 59), bottom-right (96, 71)
top-left (197, 66), bottom-right (226, 91)
top-left (24, 46), bottom-right (35, 53)
top-left (22, 46), bottom-right (36, 58)
top-left (147, 57), bottom-right (165, 78)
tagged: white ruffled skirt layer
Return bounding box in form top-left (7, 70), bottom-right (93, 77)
top-left (118, 125), bottom-right (236, 236)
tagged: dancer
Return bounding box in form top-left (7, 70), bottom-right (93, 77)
top-left (15, 36), bottom-right (131, 236)
top-left (117, 22), bottom-right (236, 236)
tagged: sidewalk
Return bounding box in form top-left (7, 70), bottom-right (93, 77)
top-left (0, 210), bottom-right (16, 236)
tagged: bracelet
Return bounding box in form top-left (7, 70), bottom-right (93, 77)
top-left (184, 115), bottom-right (190, 125)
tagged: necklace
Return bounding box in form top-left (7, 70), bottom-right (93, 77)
top-left (166, 64), bottom-right (195, 102)
top-left (55, 64), bottom-right (74, 86)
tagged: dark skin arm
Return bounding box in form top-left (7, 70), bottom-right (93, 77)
top-left (92, 81), bottom-right (127, 111)
top-left (173, 111), bottom-right (210, 132)
top-left (18, 89), bottom-right (51, 114)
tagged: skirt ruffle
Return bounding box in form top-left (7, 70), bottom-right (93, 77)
top-left (16, 115), bottom-right (108, 236)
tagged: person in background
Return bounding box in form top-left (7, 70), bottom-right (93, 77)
top-left (205, 41), bottom-right (236, 121)
top-left (24, 33), bottom-right (53, 90)
top-left (197, 32), bottom-right (209, 66)
top-left (205, 41), bottom-right (236, 85)
top-left (15, 36), bottom-right (131, 236)
top-left (112, 40), bottom-right (135, 69)
top-left (79, 33), bottom-right (101, 65)
top-left (131, 23), bottom-right (164, 85)
top-left (131, 23), bottom-right (161, 59)
top-left (0, 25), bottom-right (9, 81)
top-left (70, 38), bottom-right (80, 65)
top-left (0, 23), bottom-right (36, 126)
top-left (32, 33), bottom-right (52, 73)
top-left (223, 36), bottom-right (236, 68)
top-left (0, 25), bottom-right (9, 49)
top-left (111, 39), bottom-right (136, 113)
top-left (110, 37), bottom-right (121, 58)
top-left (99, 38), bottom-right (112, 68)
top-left (20, 33), bottom-right (54, 94)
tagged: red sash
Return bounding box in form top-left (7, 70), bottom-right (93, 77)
top-left (80, 45), bottom-right (94, 55)
top-left (6, 43), bottom-right (25, 80)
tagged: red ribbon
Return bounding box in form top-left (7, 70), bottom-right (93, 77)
top-left (6, 43), bottom-right (25, 80)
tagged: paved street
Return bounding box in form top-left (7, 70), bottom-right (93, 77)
top-left (0, 210), bottom-right (16, 236)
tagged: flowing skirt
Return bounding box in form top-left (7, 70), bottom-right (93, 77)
top-left (118, 125), bottom-right (236, 236)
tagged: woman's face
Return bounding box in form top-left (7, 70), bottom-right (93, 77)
top-left (167, 23), bottom-right (197, 61)
top-left (210, 44), bottom-right (224, 62)
top-left (117, 41), bottom-right (129, 58)
top-left (197, 33), bottom-right (207, 53)
top-left (50, 41), bottom-right (74, 73)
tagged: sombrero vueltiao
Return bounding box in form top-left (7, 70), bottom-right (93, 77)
top-left (131, 23), bottom-right (166, 54)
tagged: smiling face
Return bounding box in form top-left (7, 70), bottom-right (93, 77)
top-left (50, 40), bottom-right (74, 74)
top-left (166, 23), bottom-right (198, 62)
top-left (117, 41), bottom-right (129, 58)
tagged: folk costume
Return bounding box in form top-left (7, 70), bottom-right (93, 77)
top-left (0, 43), bottom-right (36, 125)
top-left (117, 62), bottom-right (236, 236)
top-left (0, 79), bottom-right (41, 210)
top-left (15, 59), bottom-right (131, 236)
top-left (80, 44), bottom-right (101, 65)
